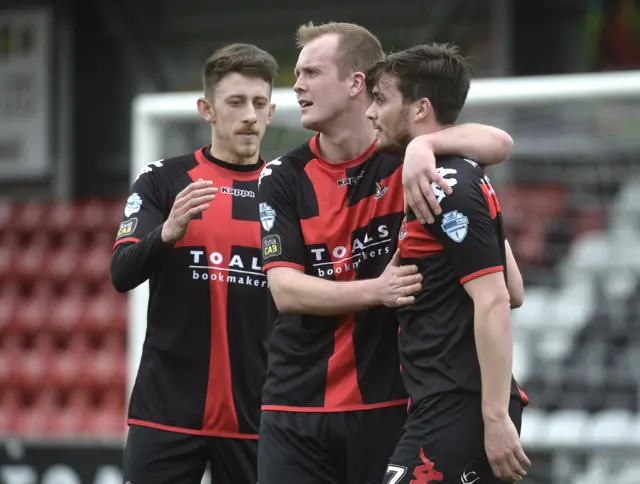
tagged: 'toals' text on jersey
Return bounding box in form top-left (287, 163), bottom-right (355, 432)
top-left (257, 135), bottom-right (408, 411)
top-left (110, 147), bottom-right (275, 439)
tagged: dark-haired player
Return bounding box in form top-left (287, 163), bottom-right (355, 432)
top-left (110, 43), bottom-right (278, 484)
top-left (256, 22), bottom-right (517, 484)
top-left (365, 43), bottom-right (530, 484)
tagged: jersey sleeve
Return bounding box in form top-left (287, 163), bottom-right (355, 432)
top-left (113, 167), bottom-right (167, 250)
top-left (424, 164), bottom-right (504, 285)
top-left (257, 158), bottom-right (307, 272)
top-left (110, 164), bottom-right (173, 292)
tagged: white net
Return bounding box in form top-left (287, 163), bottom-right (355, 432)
top-left (130, 71), bottom-right (640, 484)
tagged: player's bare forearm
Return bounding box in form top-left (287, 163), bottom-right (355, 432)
top-left (464, 273), bottom-right (513, 420)
top-left (110, 224), bottom-right (172, 293)
top-left (505, 239), bottom-right (524, 308)
top-left (267, 267), bottom-right (380, 316)
top-left (414, 123), bottom-right (513, 166)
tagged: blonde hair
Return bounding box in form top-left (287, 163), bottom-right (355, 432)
top-left (296, 22), bottom-right (384, 78)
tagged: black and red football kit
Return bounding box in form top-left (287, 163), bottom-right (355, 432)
top-left (256, 135), bottom-right (408, 484)
top-left (111, 147), bottom-right (275, 484)
top-left (385, 155), bottom-right (529, 484)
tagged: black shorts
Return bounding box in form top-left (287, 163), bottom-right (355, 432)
top-left (258, 405), bottom-right (407, 484)
top-left (123, 424), bottom-right (257, 484)
top-left (383, 394), bottom-right (523, 484)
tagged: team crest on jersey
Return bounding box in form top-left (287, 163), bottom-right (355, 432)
top-left (441, 210), bottom-right (469, 243)
top-left (259, 202), bottom-right (276, 231)
top-left (375, 181), bottom-right (388, 199)
top-left (124, 193), bottom-right (142, 217)
top-left (398, 217), bottom-right (408, 241)
top-left (116, 218), bottom-right (138, 239)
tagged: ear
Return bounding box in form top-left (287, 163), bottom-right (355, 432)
top-left (414, 98), bottom-right (431, 122)
top-left (350, 71), bottom-right (366, 98)
top-left (266, 103), bottom-right (276, 124)
top-left (197, 97), bottom-right (216, 123)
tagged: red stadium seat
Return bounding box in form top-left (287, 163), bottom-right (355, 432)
top-left (77, 234), bottom-right (113, 285)
top-left (87, 387), bottom-right (126, 437)
top-left (105, 198), bottom-right (126, 235)
top-left (12, 201), bottom-right (50, 235)
top-left (45, 201), bottom-right (76, 234)
top-left (0, 244), bottom-right (13, 283)
top-left (75, 200), bottom-right (108, 233)
top-left (44, 232), bottom-right (83, 284)
top-left (0, 286), bottom-right (17, 336)
top-left (16, 389), bottom-right (58, 437)
top-left (0, 334), bottom-right (20, 389)
top-left (0, 390), bottom-right (21, 435)
top-left (12, 283), bottom-right (53, 336)
top-left (10, 233), bottom-right (50, 283)
top-left (49, 286), bottom-right (86, 336)
top-left (58, 389), bottom-right (92, 437)
top-left (84, 290), bottom-right (123, 336)
top-left (0, 200), bottom-right (13, 236)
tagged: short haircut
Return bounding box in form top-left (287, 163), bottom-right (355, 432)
top-left (296, 21), bottom-right (384, 78)
top-left (365, 43), bottom-right (472, 125)
top-left (202, 43), bottom-right (279, 97)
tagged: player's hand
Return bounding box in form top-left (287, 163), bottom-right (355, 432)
top-left (375, 250), bottom-right (422, 307)
top-left (161, 179), bottom-right (218, 244)
top-left (484, 415), bottom-right (531, 482)
top-left (403, 137), bottom-right (453, 225)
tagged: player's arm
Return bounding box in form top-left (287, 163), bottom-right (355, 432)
top-left (403, 124), bottom-right (514, 225)
top-left (425, 170), bottom-right (529, 482)
top-left (258, 162), bottom-right (421, 316)
top-left (110, 173), bottom-right (217, 293)
top-left (505, 239), bottom-right (524, 309)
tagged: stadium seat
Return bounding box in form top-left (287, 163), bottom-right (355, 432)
top-left (13, 283), bottom-right (53, 336)
top-left (77, 234), bottom-right (113, 284)
top-left (49, 286), bottom-right (86, 336)
top-left (86, 389), bottom-right (125, 437)
top-left (0, 286), bottom-right (17, 336)
top-left (0, 390), bottom-right (21, 435)
top-left (54, 389), bottom-right (90, 437)
top-left (12, 201), bottom-right (50, 235)
top-left (44, 232), bottom-right (83, 284)
top-left (520, 407), bottom-right (547, 446)
top-left (586, 409), bottom-right (633, 446)
top-left (44, 201), bottom-right (76, 234)
top-left (75, 200), bottom-right (109, 233)
top-left (17, 389), bottom-right (58, 437)
top-left (544, 410), bottom-right (588, 446)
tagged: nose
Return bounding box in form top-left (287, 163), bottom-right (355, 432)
top-left (243, 104), bottom-right (258, 124)
top-left (293, 76), bottom-right (305, 94)
top-left (365, 102), bottom-right (376, 121)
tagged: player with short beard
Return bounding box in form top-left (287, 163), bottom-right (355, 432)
top-left (256, 22), bottom-right (517, 484)
top-left (365, 43), bottom-right (530, 484)
top-left (111, 43), bottom-right (278, 484)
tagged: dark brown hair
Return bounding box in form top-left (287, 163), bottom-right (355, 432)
top-left (296, 22), bottom-right (384, 78)
top-left (365, 43), bottom-right (472, 125)
top-left (202, 43), bottom-right (278, 97)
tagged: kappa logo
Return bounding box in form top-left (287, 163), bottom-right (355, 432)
top-left (134, 160), bottom-right (163, 182)
top-left (411, 448), bottom-right (443, 483)
top-left (337, 172), bottom-right (364, 187)
top-left (431, 167), bottom-right (458, 204)
top-left (441, 210), bottom-right (469, 243)
top-left (221, 186), bottom-right (255, 198)
top-left (259, 202), bottom-right (276, 231)
top-left (124, 193), bottom-right (142, 217)
top-left (375, 181), bottom-right (388, 199)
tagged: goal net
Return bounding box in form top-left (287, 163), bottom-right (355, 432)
top-left (129, 71), bottom-right (640, 483)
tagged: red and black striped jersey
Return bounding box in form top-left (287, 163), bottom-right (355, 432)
top-left (257, 134), bottom-right (408, 412)
top-left (396, 155), bottom-right (528, 412)
top-left (111, 147), bottom-right (275, 439)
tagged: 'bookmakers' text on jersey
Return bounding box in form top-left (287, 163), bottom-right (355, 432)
top-left (257, 135), bottom-right (408, 411)
top-left (111, 147), bottom-right (276, 438)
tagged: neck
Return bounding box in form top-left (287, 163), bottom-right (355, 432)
top-left (209, 133), bottom-right (259, 165)
top-left (410, 120), bottom-right (449, 141)
top-left (316, 100), bottom-right (376, 162)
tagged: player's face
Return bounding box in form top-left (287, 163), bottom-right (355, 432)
top-left (293, 35), bottom-right (352, 132)
top-left (203, 72), bottom-right (275, 161)
top-left (366, 74), bottom-right (412, 155)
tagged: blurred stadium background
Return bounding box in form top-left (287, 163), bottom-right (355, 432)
top-left (1, 0), bottom-right (639, 482)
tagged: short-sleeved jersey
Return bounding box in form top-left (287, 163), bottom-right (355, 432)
top-left (396, 155), bottom-right (528, 412)
top-left (257, 134), bottom-right (408, 412)
top-left (112, 147), bottom-right (275, 438)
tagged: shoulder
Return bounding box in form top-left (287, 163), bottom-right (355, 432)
top-left (133, 151), bottom-right (198, 186)
top-left (259, 140), bottom-right (314, 188)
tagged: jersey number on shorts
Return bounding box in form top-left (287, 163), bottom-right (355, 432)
top-left (384, 465), bottom-right (408, 484)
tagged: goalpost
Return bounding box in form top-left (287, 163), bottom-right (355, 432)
top-left (128, 70), bottom-right (640, 452)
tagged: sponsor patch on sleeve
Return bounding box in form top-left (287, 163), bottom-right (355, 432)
top-left (116, 218), bottom-right (138, 239)
top-left (262, 234), bottom-right (282, 259)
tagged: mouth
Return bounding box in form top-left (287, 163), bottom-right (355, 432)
top-left (298, 100), bottom-right (313, 109)
top-left (237, 132), bottom-right (258, 137)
